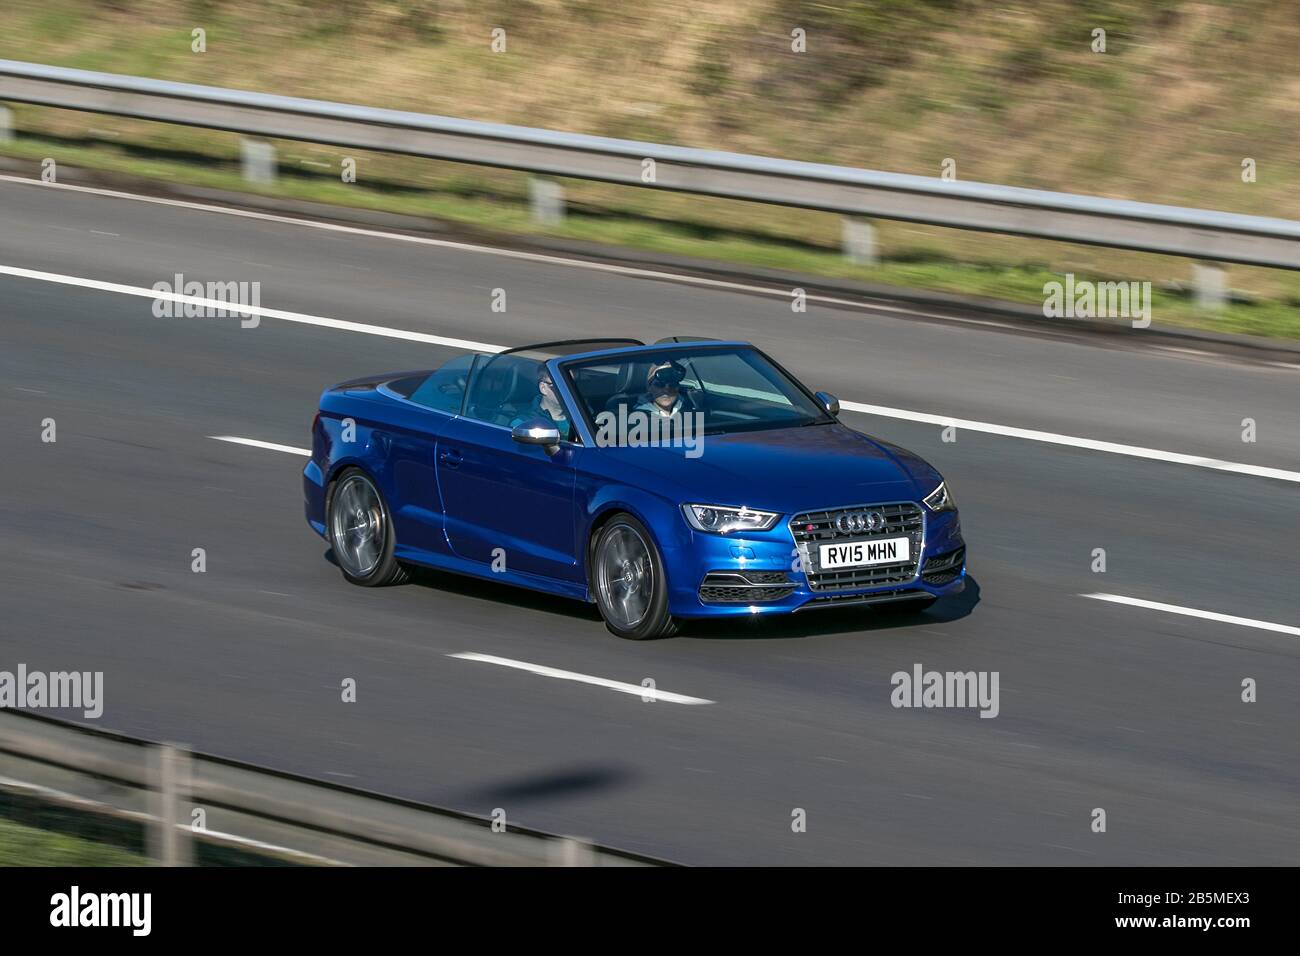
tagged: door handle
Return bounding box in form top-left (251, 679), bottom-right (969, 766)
top-left (439, 448), bottom-right (463, 468)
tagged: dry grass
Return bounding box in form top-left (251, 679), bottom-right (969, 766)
top-left (7, 1), bottom-right (1297, 200)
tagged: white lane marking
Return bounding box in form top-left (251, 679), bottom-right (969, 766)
top-left (0, 264), bottom-right (504, 354)
top-left (449, 652), bottom-right (715, 705)
top-left (3, 261), bottom-right (1298, 485)
top-left (840, 400), bottom-right (1300, 484)
top-left (0, 173), bottom-right (1098, 329)
top-left (210, 435), bottom-right (310, 456)
top-left (1082, 593), bottom-right (1300, 638)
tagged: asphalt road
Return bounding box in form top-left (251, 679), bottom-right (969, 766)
top-left (1, 176), bottom-right (1298, 865)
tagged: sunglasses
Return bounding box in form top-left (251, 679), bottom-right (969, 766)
top-left (649, 366), bottom-right (685, 387)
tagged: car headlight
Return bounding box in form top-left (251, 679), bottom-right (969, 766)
top-left (682, 504), bottom-right (780, 534)
top-left (923, 481), bottom-right (956, 513)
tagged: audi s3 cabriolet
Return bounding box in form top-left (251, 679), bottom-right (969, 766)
top-left (304, 338), bottom-right (966, 639)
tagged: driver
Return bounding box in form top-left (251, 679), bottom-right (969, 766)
top-left (635, 361), bottom-right (692, 420)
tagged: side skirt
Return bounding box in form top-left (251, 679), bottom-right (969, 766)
top-left (392, 545), bottom-right (591, 603)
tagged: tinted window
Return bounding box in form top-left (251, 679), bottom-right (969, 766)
top-left (407, 354), bottom-right (475, 414)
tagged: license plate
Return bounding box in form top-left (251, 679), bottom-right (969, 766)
top-left (819, 537), bottom-right (910, 570)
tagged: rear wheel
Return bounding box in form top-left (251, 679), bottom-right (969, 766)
top-left (327, 468), bottom-right (408, 587)
top-left (591, 514), bottom-right (677, 640)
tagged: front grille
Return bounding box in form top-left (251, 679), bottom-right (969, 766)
top-left (698, 570), bottom-right (796, 604)
top-left (789, 502), bottom-right (924, 592)
top-left (922, 546), bottom-right (965, 586)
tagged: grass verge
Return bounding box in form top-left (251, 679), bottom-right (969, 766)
top-left (0, 814), bottom-right (150, 866)
top-left (0, 791), bottom-right (303, 867)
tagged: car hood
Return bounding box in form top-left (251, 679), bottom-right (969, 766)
top-left (592, 422), bottom-right (938, 514)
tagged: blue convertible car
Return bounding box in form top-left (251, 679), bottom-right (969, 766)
top-left (304, 338), bottom-right (965, 639)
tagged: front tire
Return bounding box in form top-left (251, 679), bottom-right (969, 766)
top-left (327, 468), bottom-right (408, 587)
top-left (591, 514), bottom-right (677, 640)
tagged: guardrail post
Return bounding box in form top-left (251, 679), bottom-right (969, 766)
top-left (0, 105), bottom-right (12, 143)
top-left (529, 177), bottom-right (565, 226)
top-left (240, 137), bottom-right (276, 185)
top-left (550, 836), bottom-right (595, 866)
top-left (842, 217), bottom-right (878, 266)
top-left (1192, 262), bottom-right (1227, 311)
top-left (148, 743), bottom-right (193, 866)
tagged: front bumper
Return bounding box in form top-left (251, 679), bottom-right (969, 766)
top-left (303, 459), bottom-right (328, 538)
top-left (664, 507), bottom-right (965, 618)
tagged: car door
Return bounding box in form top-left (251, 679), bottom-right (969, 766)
top-left (436, 355), bottom-right (581, 582)
top-left (381, 354), bottom-right (476, 559)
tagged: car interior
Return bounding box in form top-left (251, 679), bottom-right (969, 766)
top-left (568, 359), bottom-right (704, 421)
top-left (397, 348), bottom-right (818, 440)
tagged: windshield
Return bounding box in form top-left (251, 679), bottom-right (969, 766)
top-left (562, 346), bottom-right (831, 437)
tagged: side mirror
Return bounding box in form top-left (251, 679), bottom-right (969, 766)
top-left (815, 391), bottom-right (840, 416)
top-left (512, 418), bottom-right (562, 455)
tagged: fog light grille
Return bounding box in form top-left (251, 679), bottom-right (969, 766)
top-left (698, 570), bottom-right (796, 604)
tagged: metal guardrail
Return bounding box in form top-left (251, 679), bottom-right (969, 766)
top-left (0, 710), bottom-right (665, 866)
top-left (3, 59), bottom-right (1300, 270)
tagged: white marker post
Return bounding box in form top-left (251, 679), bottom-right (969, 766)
top-left (842, 217), bottom-right (878, 266)
top-left (240, 138), bottom-right (276, 185)
top-left (529, 177), bottom-right (565, 226)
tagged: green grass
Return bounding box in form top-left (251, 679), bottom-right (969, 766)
top-left (0, 815), bottom-right (151, 866)
top-left (0, 790), bottom-right (312, 867)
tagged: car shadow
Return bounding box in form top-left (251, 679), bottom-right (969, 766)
top-left (327, 548), bottom-right (979, 638)
top-left (324, 549), bottom-right (603, 622)
top-left (676, 576), bottom-right (981, 641)
top-left (440, 764), bottom-right (634, 809)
